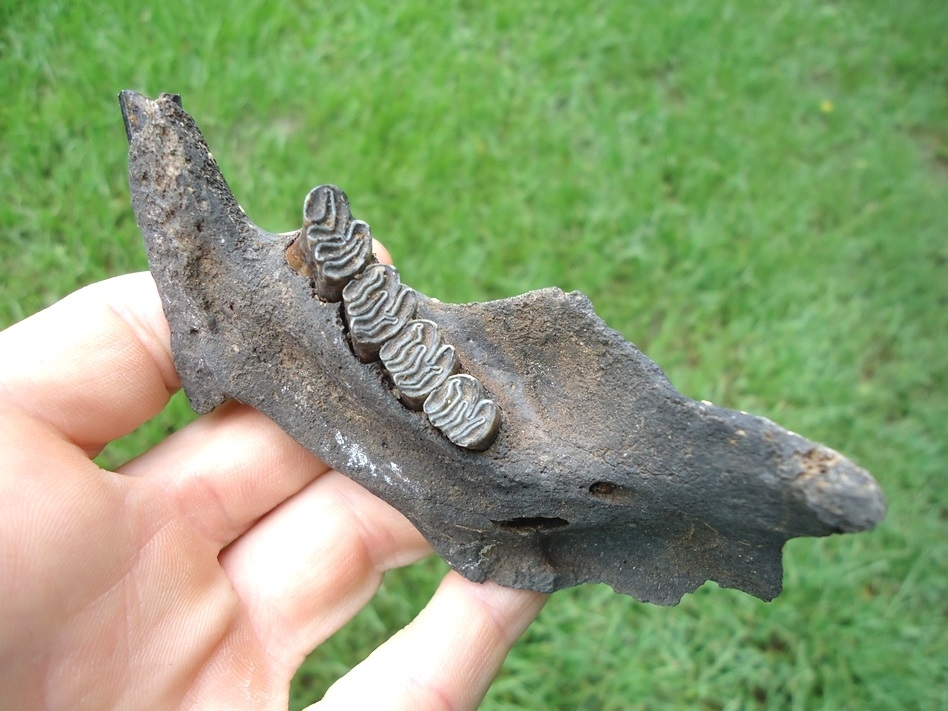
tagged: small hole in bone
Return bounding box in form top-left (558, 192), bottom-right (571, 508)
top-left (589, 481), bottom-right (616, 497)
top-left (588, 481), bottom-right (635, 504)
top-left (491, 516), bottom-right (569, 534)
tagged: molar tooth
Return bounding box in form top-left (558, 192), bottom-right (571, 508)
top-left (302, 185), bottom-right (372, 302)
top-left (424, 374), bottom-right (501, 451)
top-left (303, 184), bottom-right (351, 237)
top-left (379, 319), bottom-right (459, 409)
top-left (343, 264), bottom-right (418, 362)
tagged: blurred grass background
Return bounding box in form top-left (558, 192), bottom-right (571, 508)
top-left (2, 0), bottom-right (945, 708)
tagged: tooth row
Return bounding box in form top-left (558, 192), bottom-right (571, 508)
top-left (302, 185), bottom-right (501, 450)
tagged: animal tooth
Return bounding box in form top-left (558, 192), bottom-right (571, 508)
top-left (302, 185), bottom-right (372, 301)
top-left (424, 374), bottom-right (501, 451)
top-left (303, 184), bottom-right (351, 237)
top-left (343, 264), bottom-right (418, 362)
top-left (379, 319), bottom-right (459, 409)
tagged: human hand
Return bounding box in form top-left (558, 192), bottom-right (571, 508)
top-left (0, 246), bottom-right (546, 710)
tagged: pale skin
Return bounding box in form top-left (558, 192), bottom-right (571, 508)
top-left (0, 242), bottom-right (547, 710)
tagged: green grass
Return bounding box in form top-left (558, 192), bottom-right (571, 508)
top-left (2, 0), bottom-right (946, 708)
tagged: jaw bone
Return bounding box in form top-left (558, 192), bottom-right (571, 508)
top-left (120, 91), bottom-right (885, 605)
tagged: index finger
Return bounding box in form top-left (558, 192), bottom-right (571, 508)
top-left (0, 272), bottom-right (178, 455)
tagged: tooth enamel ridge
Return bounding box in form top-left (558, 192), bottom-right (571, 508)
top-left (343, 264), bottom-right (418, 362)
top-left (424, 374), bottom-right (501, 451)
top-left (301, 186), bottom-right (501, 448)
top-left (303, 184), bottom-right (351, 236)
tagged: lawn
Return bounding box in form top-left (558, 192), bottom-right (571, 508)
top-left (2, 0), bottom-right (946, 708)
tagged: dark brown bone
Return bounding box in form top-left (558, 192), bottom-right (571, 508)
top-left (120, 91), bottom-right (886, 605)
